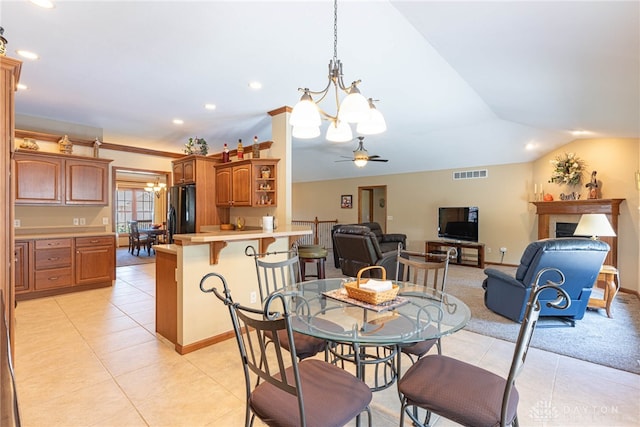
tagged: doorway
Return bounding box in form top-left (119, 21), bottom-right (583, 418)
top-left (358, 185), bottom-right (387, 231)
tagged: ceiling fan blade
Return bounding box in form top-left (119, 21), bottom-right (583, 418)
top-left (335, 159), bottom-right (354, 162)
top-left (368, 155), bottom-right (380, 159)
top-left (369, 158), bottom-right (389, 162)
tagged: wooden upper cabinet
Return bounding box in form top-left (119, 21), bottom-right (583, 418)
top-left (215, 162), bottom-right (251, 207)
top-left (14, 153), bottom-right (63, 204)
top-left (173, 158), bottom-right (196, 184)
top-left (65, 159), bottom-right (109, 205)
top-left (14, 151), bottom-right (112, 206)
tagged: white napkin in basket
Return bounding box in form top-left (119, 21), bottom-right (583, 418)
top-left (360, 279), bottom-right (393, 292)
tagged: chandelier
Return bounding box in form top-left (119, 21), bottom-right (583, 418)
top-left (290, 0), bottom-right (386, 142)
top-left (144, 178), bottom-right (166, 199)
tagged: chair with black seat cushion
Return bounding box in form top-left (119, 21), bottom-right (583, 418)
top-left (246, 245), bottom-right (328, 360)
top-left (128, 221), bottom-right (153, 256)
top-left (398, 267), bottom-right (571, 427)
top-left (332, 225), bottom-right (400, 279)
top-left (483, 237), bottom-right (609, 325)
top-left (200, 271), bottom-right (373, 427)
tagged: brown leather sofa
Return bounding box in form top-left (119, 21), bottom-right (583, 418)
top-left (332, 222), bottom-right (407, 268)
top-left (332, 224), bottom-right (406, 278)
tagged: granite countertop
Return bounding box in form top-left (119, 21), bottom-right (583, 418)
top-left (15, 231), bottom-right (116, 240)
top-left (174, 224), bottom-right (311, 244)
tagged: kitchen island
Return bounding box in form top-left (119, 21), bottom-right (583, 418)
top-left (154, 224), bottom-right (311, 354)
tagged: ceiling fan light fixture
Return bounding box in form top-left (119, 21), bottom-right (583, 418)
top-left (292, 125), bottom-right (321, 139)
top-left (290, 90), bottom-right (321, 127)
top-left (326, 120), bottom-right (353, 142)
top-left (354, 158), bottom-right (368, 167)
top-left (356, 99), bottom-right (387, 135)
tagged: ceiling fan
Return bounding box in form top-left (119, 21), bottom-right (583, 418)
top-left (336, 137), bottom-right (389, 167)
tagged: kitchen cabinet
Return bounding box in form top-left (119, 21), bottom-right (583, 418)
top-left (34, 238), bottom-right (73, 291)
top-left (172, 158), bottom-right (196, 184)
top-left (14, 241), bottom-right (30, 295)
top-left (15, 234), bottom-right (115, 300)
top-left (214, 159), bottom-right (279, 207)
top-left (75, 236), bottom-right (115, 285)
top-left (14, 151), bottom-right (112, 206)
top-left (215, 162), bottom-right (251, 207)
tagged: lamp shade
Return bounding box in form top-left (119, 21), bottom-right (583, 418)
top-left (290, 94), bottom-right (321, 127)
top-left (573, 214), bottom-right (616, 239)
top-left (338, 87), bottom-right (370, 123)
top-left (356, 107), bottom-right (387, 135)
top-left (292, 125), bottom-right (321, 139)
top-left (325, 120), bottom-right (352, 142)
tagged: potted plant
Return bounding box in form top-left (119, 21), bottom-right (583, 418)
top-left (184, 137), bottom-right (209, 156)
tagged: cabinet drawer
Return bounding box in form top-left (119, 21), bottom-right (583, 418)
top-left (35, 267), bottom-right (73, 290)
top-left (35, 248), bottom-right (72, 270)
top-left (35, 238), bottom-right (72, 250)
top-left (76, 236), bottom-right (114, 247)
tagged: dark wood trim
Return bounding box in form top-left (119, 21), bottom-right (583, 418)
top-left (175, 330), bottom-right (235, 355)
top-left (268, 106), bottom-right (292, 116)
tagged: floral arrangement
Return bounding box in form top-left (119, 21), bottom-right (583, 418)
top-left (549, 152), bottom-right (585, 186)
top-left (184, 137), bottom-right (208, 155)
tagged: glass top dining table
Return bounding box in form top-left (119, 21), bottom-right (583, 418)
top-left (278, 277), bottom-right (471, 346)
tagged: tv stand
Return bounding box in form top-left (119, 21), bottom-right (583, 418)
top-left (426, 240), bottom-right (485, 269)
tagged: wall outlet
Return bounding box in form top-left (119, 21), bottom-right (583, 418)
top-left (387, 215), bottom-right (394, 221)
top-left (250, 291), bottom-right (257, 304)
top-left (487, 247), bottom-right (492, 254)
top-left (102, 217), bottom-right (109, 225)
top-left (79, 218), bottom-right (86, 225)
top-left (14, 219), bottom-right (20, 228)
top-left (73, 218), bottom-right (79, 226)
top-left (500, 247), bottom-right (507, 253)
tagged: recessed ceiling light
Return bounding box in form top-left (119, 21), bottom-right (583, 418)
top-left (204, 104), bottom-right (216, 110)
top-left (17, 83), bottom-right (28, 91)
top-left (525, 142), bottom-right (536, 150)
top-left (173, 119), bottom-right (184, 125)
top-left (571, 130), bottom-right (593, 136)
top-left (248, 81), bottom-right (262, 90)
top-left (16, 50), bottom-right (39, 60)
top-left (30, 0), bottom-right (55, 8)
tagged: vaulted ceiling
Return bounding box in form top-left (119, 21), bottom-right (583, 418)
top-left (3, 1), bottom-right (639, 182)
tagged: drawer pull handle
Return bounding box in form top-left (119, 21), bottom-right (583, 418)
top-left (48, 257), bottom-right (60, 261)
top-left (48, 242), bottom-right (60, 246)
top-left (49, 277), bottom-right (58, 281)
top-left (90, 240), bottom-right (99, 243)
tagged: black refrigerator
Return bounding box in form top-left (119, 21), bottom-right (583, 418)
top-left (168, 184), bottom-right (196, 243)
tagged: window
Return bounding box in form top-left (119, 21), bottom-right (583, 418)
top-left (116, 189), bottom-right (155, 233)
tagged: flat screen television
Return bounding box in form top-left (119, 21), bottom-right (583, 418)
top-left (438, 206), bottom-right (479, 242)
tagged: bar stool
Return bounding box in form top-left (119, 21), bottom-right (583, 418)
top-left (588, 265), bottom-right (621, 318)
top-left (297, 244), bottom-right (328, 281)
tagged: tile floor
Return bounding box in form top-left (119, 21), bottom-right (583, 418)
top-left (13, 262), bottom-right (640, 426)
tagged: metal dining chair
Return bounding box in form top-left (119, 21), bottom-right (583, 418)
top-left (200, 272), bottom-right (373, 427)
top-left (398, 267), bottom-right (570, 427)
top-left (245, 245), bottom-right (329, 360)
top-left (395, 247), bottom-right (457, 363)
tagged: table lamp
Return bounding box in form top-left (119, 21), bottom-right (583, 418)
top-left (573, 214), bottom-right (616, 240)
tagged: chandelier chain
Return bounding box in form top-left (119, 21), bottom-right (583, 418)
top-left (333, 0), bottom-right (338, 61)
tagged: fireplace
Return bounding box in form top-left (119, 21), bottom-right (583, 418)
top-left (531, 199), bottom-right (624, 267)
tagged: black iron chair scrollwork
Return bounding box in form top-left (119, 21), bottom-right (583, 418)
top-left (200, 272), bottom-right (373, 427)
top-left (398, 267), bottom-right (570, 427)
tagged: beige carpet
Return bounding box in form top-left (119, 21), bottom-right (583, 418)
top-left (324, 254), bottom-right (640, 374)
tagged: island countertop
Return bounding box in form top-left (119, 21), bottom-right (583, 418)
top-left (173, 224), bottom-right (311, 244)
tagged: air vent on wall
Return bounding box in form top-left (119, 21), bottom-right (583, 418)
top-left (453, 169), bottom-right (488, 180)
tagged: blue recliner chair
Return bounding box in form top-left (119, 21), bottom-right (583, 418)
top-left (483, 238), bottom-right (609, 325)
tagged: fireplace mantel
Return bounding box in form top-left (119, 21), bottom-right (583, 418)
top-left (531, 198), bottom-right (624, 267)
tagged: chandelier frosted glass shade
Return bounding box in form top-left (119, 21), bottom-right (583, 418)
top-left (326, 120), bottom-right (353, 142)
top-left (290, 92), bottom-right (322, 128)
top-left (357, 102), bottom-right (387, 135)
top-left (337, 86), bottom-right (370, 124)
top-left (292, 125), bottom-right (321, 139)
top-left (354, 158), bottom-right (368, 167)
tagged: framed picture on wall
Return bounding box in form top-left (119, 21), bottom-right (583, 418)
top-left (341, 195), bottom-right (352, 209)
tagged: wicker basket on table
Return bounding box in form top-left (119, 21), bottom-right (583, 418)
top-left (343, 266), bottom-right (399, 305)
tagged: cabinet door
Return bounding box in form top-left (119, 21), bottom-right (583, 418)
top-left (65, 159), bottom-right (109, 205)
top-left (14, 154), bottom-right (63, 204)
top-left (231, 164), bottom-right (251, 206)
top-left (75, 245), bottom-right (115, 285)
top-left (14, 241), bottom-right (30, 295)
top-left (215, 167), bottom-right (232, 206)
top-left (173, 159), bottom-right (196, 184)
